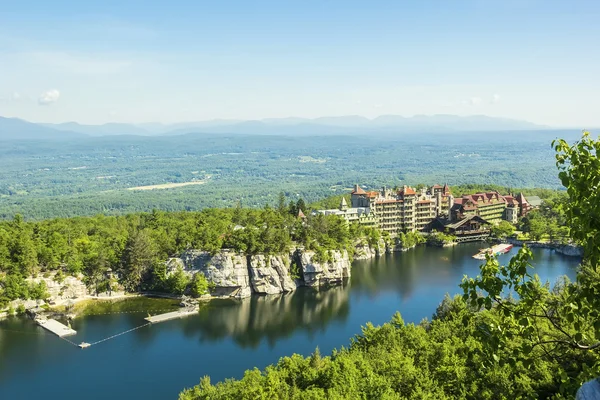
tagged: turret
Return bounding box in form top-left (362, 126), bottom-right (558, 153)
top-left (340, 197), bottom-right (348, 211)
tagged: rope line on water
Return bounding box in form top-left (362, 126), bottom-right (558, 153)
top-left (75, 309), bottom-right (177, 317)
top-left (88, 322), bottom-right (152, 346)
top-left (59, 336), bottom-right (79, 347)
top-left (5, 307), bottom-right (185, 348)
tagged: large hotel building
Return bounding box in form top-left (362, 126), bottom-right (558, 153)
top-left (317, 184), bottom-right (539, 235)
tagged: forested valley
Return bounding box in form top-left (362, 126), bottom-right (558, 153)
top-left (0, 129), bottom-right (582, 220)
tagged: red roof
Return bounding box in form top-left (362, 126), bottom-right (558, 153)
top-left (432, 184), bottom-right (442, 189)
top-left (366, 191), bottom-right (378, 198)
top-left (351, 185), bottom-right (366, 195)
top-left (403, 187), bottom-right (416, 195)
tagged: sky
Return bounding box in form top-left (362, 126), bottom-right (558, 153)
top-left (0, 0), bottom-right (599, 127)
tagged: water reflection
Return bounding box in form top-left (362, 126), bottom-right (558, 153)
top-left (0, 246), bottom-right (580, 400)
top-left (178, 285), bottom-right (350, 348)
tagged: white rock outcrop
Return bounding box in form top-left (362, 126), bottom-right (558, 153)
top-left (26, 275), bottom-right (88, 305)
top-left (248, 255), bottom-right (296, 295)
top-left (295, 249), bottom-right (351, 287)
top-left (172, 250), bottom-right (251, 298)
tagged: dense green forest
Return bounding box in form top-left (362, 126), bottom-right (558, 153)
top-left (0, 130), bottom-right (582, 220)
top-left (178, 133), bottom-right (600, 399)
top-left (0, 198), bottom-right (380, 308)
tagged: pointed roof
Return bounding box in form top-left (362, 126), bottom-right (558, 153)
top-left (515, 192), bottom-right (528, 204)
top-left (351, 184), bottom-right (366, 195)
top-left (297, 209), bottom-right (306, 219)
top-left (443, 183), bottom-right (451, 195)
top-left (340, 197), bottom-right (348, 207)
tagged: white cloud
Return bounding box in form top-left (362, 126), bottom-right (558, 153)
top-left (38, 89), bottom-right (60, 105)
top-left (469, 97), bottom-right (483, 106)
top-left (491, 93), bottom-right (501, 104)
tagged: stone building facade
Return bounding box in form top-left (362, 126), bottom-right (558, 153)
top-left (317, 183), bottom-right (454, 234)
top-left (317, 185), bottom-right (539, 235)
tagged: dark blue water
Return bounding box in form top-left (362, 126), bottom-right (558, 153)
top-left (0, 244), bottom-right (579, 399)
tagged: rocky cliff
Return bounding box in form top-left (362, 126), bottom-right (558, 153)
top-left (169, 248), bottom-right (353, 298)
top-left (294, 249), bottom-right (351, 287)
top-left (555, 244), bottom-right (584, 257)
top-left (170, 250), bottom-right (252, 298)
top-left (354, 238), bottom-right (387, 260)
top-left (248, 254), bottom-right (296, 295)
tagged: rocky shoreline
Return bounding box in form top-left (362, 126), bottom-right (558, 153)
top-left (506, 239), bottom-right (584, 257)
top-left (0, 238), bottom-right (583, 320)
top-left (0, 236), bottom-right (442, 319)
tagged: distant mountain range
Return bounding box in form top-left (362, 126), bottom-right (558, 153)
top-left (0, 114), bottom-right (549, 140)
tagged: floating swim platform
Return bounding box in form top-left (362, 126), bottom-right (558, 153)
top-left (36, 318), bottom-right (77, 337)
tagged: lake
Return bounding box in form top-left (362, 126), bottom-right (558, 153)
top-left (0, 243), bottom-right (579, 399)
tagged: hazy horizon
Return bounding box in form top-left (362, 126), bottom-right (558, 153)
top-left (8, 113), bottom-right (554, 128)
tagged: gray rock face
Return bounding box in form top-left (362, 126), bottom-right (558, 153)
top-left (354, 242), bottom-right (376, 260)
top-left (249, 255), bottom-right (296, 294)
top-left (296, 249), bottom-right (351, 287)
top-left (555, 244), bottom-right (584, 257)
top-left (174, 250), bottom-right (251, 298)
top-left (27, 275), bottom-right (88, 304)
top-left (354, 238), bottom-right (387, 260)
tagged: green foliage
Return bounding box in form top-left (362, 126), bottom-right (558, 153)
top-left (166, 267), bottom-right (191, 295)
top-left (16, 303), bottom-right (26, 315)
top-left (554, 132), bottom-right (600, 262)
top-left (397, 231), bottom-right (425, 249)
top-left (491, 220), bottom-right (516, 239)
top-left (426, 232), bottom-right (457, 246)
top-left (189, 273), bottom-right (212, 297)
top-left (0, 131), bottom-right (577, 221)
top-left (460, 132), bottom-right (600, 396)
top-left (0, 205), bottom-right (371, 298)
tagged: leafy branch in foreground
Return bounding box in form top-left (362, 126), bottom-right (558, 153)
top-left (462, 132), bottom-right (600, 396)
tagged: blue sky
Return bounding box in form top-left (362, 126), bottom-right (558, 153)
top-left (0, 0), bottom-right (598, 126)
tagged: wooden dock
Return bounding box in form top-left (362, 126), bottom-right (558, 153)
top-left (144, 309), bottom-right (197, 324)
top-left (36, 318), bottom-right (77, 337)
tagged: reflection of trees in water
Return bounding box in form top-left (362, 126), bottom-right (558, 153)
top-left (351, 253), bottom-right (420, 301)
top-left (177, 285), bottom-right (350, 349)
top-left (351, 244), bottom-right (485, 301)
